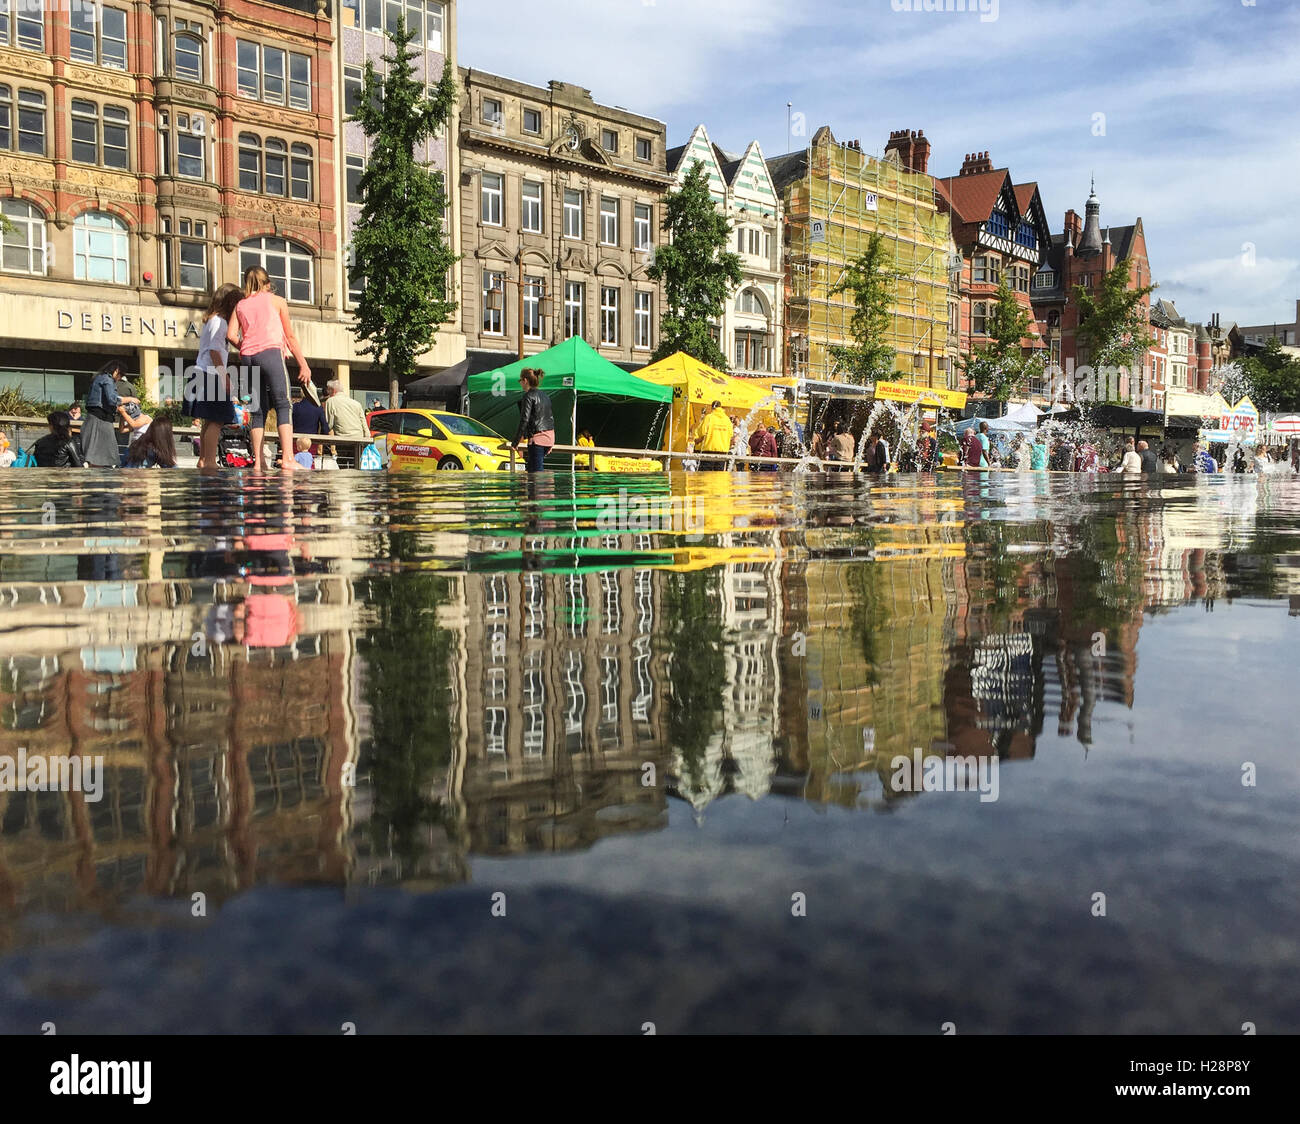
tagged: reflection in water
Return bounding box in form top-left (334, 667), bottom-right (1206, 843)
top-left (1, 470), bottom-right (1299, 958)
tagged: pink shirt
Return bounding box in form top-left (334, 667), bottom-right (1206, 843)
top-left (235, 290), bottom-right (284, 356)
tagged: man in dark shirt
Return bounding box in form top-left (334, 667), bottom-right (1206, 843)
top-left (291, 386), bottom-right (327, 453)
top-left (1137, 440), bottom-right (1158, 474)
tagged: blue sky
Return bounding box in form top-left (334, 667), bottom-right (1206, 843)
top-left (460, 0), bottom-right (1300, 328)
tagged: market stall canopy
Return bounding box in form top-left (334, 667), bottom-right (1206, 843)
top-left (1001, 402), bottom-right (1042, 426)
top-left (633, 352), bottom-right (797, 451)
top-left (466, 337), bottom-right (671, 449)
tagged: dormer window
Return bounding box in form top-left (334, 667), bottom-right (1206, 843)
top-left (1033, 269), bottom-right (1055, 290)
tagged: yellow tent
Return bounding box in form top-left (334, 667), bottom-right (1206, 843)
top-left (634, 352), bottom-right (797, 452)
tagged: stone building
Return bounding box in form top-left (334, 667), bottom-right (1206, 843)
top-left (666, 124), bottom-right (782, 377)
top-left (456, 69), bottom-right (671, 369)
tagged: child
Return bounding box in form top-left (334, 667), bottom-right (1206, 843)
top-left (293, 437), bottom-right (314, 469)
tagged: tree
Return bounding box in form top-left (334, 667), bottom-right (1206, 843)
top-left (1239, 338), bottom-right (1300, 412)
top-left (961, 279), bottom-right (1034, 402)
top-left (1073, 258), bottom-right (1156, 402)
top-left (649, 160), bottom-right (742, 368)
top-left (350, 21), bottom-right (458, 404)
top-left (827, 233), bottom-right (895, 386)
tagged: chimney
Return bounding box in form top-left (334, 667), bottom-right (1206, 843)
top-left (912, 129), bottom-right (930, 174)
top-left (1063, 208), bottom-right (1082, 244)
top-left (885, 129), bottom-right (931, 173)
top-left (959, 150), bottom-right (993, 175)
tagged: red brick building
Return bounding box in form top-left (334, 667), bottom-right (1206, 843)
top-left (934, 151), bottom-right (1052, 401)
top-left (1030, 181), bottom-right (1155, 406)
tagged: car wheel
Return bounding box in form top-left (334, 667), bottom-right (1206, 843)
top-left (438, 457), bottom-right (463, 470)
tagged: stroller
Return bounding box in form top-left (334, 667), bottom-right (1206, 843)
top-left (218, 425), bottom-right (255, 468)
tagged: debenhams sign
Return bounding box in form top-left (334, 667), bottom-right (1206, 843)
top-left (56, 309), bottom-right (201, 340)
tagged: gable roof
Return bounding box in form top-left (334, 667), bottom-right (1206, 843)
top-left (934, 168), bottom-right (1014, 226)
top-left (765, 150), bottom-right (809, 192)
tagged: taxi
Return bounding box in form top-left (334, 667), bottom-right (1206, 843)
top-left (365, 408), bottom-right (519, 471)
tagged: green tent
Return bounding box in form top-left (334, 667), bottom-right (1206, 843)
top-left (466, 337), bottom-right (672, 450)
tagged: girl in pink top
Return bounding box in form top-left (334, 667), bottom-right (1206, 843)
top-left (232, 266), bottom-right (311, 473)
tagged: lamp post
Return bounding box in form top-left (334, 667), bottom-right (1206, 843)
top-left (484, 270), bottom-right (551, 361)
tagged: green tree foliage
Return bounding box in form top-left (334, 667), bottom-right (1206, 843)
top-left (649, 160), bottom-right (743, 368)
top-left (961, 279), bottom-right (1035, 402)
top-left (1074, 258), bottom-right (1156, 378)
top-left (349, 21), bottom-right (458, 401)
top-left (828, 233), bottom-right (895, 386)
top-left (1239, 338), bottom-right (1300, 411)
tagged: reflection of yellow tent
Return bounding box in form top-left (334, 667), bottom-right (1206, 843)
top-left (635, 352), bottom-right (796, 452)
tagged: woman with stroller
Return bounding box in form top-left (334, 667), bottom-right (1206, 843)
top-left (192, 283), bottom-right (244, 469)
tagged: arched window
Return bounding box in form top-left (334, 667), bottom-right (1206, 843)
top-left (74, 211), bottom-right (129, 284)
top-left (0, 197), bottom-right (47, 275)
top-left (236, 134), bottom-right (312, 200)
top-left (735, 288), bottom-right (767, 317)
top-left (240, 235), bottom-right (313, 304)
top-left (174, 32), bottom-right (203, 82)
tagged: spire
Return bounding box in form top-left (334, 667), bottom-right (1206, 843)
top-left (1077, 178), bottom-right (1103, 257)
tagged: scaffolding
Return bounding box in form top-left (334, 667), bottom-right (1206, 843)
top-left (783, 130), bottom-right (954, 390)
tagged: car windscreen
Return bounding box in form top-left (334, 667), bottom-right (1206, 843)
top-left (436, 414), bottom-right (503, 439)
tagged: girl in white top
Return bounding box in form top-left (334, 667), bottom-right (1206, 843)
top-left (192, 284), bottom-right (244, 469)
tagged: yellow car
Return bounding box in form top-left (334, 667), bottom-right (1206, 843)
top-left (366, 408), bottom-right (520, 471)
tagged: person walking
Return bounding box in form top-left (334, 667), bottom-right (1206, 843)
top-left (323, 379), bottom-right (370, 467)
top-left (232, 266), bottom-right (311, 473)
top-left (82, 359), bottom-right (140, 467)
top-left (123, 416), bottom-right (178, 467)
top-left (1120, 439), bottom-right (1143, 473)
top-left (33, 411), bottom-right (85, 467)
top-left (512, 368), bottom-right (556, 472)
top-left (691, 400), bottom-right (733, 471)
top-left (864, 432), bottom-right (887, 474)
top-left (1029, 433), bottom-right (1049, 471)
top-left (1137, 440), bottom-right (1158, 474)
top-left (191, 283), bottom-right (243, 469)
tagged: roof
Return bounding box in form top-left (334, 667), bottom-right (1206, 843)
top-left (665, 143), bottom-right (688, 174)
top-left (1104, 224), bottom-right (1136, 261)
top-left (1013, 182), bottom-right (1039, 214)
top-left (765, 150), bottom-right (808, 192)
top-left (1150, 298), bottom-right (1189, 330)
top-left (934, 168), bottom-right (1013, 226)
top-left (712, 142), bottom-right (742, 182)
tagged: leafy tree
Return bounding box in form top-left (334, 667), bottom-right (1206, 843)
top-left (961, 279), bottom-right (1034, 402)
top-left (649, 160), bottom-right (742, 368)
top-left (828, 233), bottom-right (895, 386)
top-left (350, 20), bottom-right (458, 404)
top-left (1239, 338), bottom-right (1300, 412)
top-left (1074, 258), bottom-right (1156, 399)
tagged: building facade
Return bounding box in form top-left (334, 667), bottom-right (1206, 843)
top-left (456, 70), bottom-right (670, 368)
top-left (0, 0), bottom-right (461, 408)
top-left (667, 124), bottom-right (782, 377)
top-left (1030, 182), bottom-right (1154, 406)
top-left (933, 150), bottom-right (1051, 402)
top-left (767, 126), bottom-right (951, 391)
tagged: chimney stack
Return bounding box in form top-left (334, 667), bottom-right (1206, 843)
top-left (884, 128), bottom-right (930, 173)
top-left (959, 150), bottom-right (993, 176)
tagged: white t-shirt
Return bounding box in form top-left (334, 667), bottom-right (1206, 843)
top-left (197, 315), bottom-right (229, 372)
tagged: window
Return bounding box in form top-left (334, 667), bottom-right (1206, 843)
top-left (634, 291), bottom-right (652, 349)
top-left (1011, 264), bottom-right (1028, 293)
top-left (735, 331), bottom-right (770, 371)
top-left (236, 41), bottom-right (311, 109)
top-left (0, 197), bottom-right (46, 275)
top-left (735, 288), bottom-right (766, 316)
top-left (600, 286), bottom-right (619, 346)
top-left (237, 135), bottom-right (309, 198)
top-left (482, 270), bottom-right (504, 335)
top-left (973, 301), bottom-right (988, 335)
top-left (601, 128), bottom-right (618, 152)
top-left (633, 203), bottom-right (651, 251)
top-left (973, 255), bottom-right (999, 284)
top-left (564, 281), bottom-right (584, 339)
top-left (290, 143), bottom-right (312, 200)
top-left (635, 136), bottom-right (652, 162)
top-left (364, 0), bottom-right (382, 33)
top-left (564, 189), bottom-right (582, 239)
top-left (1080, 274), bottom-right (1092, 288)
top-left (523, 275), bottom-right (543, 338)
top-left (1033, 269), bottom-right (1055, 290)
top-left (1015, 220), bottom-right (1037, 250)
top-left (742, 227), bottom-right (763, 257)
top-left (239, 236), bottom-right (314, 304)
top-left (599, 197), bottom-right (618, 245)
top-left (481, 97), bottom-right (502, 127)
top-left (70, 5), bottom-right (126, 69)
top-left (175, 112), bottom-right (205, 179)
top-left (74, 211), bottom-right (129, 284)
top-left (521, 180), bottom-right (542, 233)
top-left (423, 1), bottom-right (444, 51)
top-left (174, 26), bottom-right (203, 82)
top-left (346, 154), bottom-right (364, 204)
top-left (344, 66), bottom-right (363, 116)
top-left (480, 171), bottom-right (502, 225)
top-left (238, 133), bottom-right (260, 191)
top-left (522, 107), bottom-right (541, 135)
top-left (71, 101), bottom-right (129, 169)
top-left (161, 217), bottom-right (209, 290)
top-left (987, 209), bottom-right (1010, 239)
top-left (264, 138), bottom-right (287, 195)
top-left (1, 0), bottom-right (45, 50)
top-left (1, 87), bottom-right (46, 156)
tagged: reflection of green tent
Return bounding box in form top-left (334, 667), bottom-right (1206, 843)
top-left (466, 337), bottom-right (672, 449)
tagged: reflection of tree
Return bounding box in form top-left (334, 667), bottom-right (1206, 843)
top-left (663, 569), bottom-right (726, 798)
top-left (360, 529), bottom-right (455, 866)
top-left (844, 531), bottom-right (885, 686)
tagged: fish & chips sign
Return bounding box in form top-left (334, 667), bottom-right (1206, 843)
top-left (1200, 395), bottom-right (1258, 445)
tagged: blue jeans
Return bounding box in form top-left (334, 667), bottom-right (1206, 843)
top-left (525, 443), bottom-right (547, 472)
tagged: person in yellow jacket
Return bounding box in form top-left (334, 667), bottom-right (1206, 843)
top-left (692, 400), bottom-right (733, 471)
top-left (577, 428), bottom-right (595, 470)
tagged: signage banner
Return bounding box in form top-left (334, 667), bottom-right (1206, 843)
top-left (874, 380), bottom-right (967, 410)
top-left (1200, 396), bottom-right (1258, 445)
top-left (810, 219), bottom-right (826, 243)
top-left (864, 192), bottom-right (878, 212)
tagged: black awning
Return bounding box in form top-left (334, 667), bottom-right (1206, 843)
top-left (1165, 414), bottom-right (1203, 430)
top-left (404, 352), bottom-right (512, 401)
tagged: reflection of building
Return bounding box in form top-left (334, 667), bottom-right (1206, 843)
top-left (668, 125), bottom-right (783, 377)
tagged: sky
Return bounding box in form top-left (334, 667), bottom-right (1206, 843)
top-left (459, 0), bottom-right (1300, 329)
